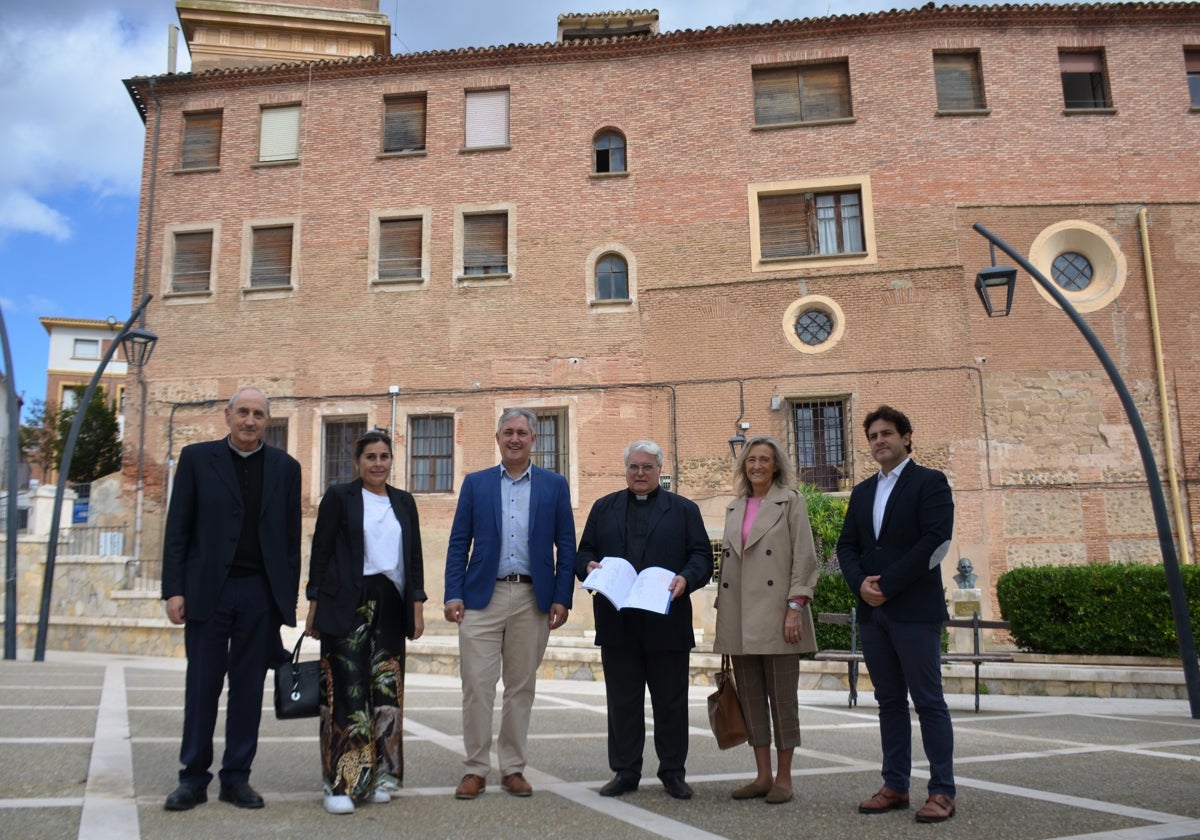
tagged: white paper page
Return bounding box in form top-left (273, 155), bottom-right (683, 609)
top-left (620, 566), bottom-right (674, 615)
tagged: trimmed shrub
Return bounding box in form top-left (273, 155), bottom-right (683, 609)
top-left (996, 563), bottom-right (1200, 657)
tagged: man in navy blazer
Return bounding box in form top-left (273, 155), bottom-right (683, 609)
top-left (575, 440), bottom-right (713, 801)
top-left (836, 405), bottom-right (957, 824)
top-left (444, 408), bottom-right (576, 800)
top-left (161, 387), bottom-right (301, 812)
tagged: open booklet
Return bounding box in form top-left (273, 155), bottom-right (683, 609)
top-left (581, 556), bottom-right (675, 615)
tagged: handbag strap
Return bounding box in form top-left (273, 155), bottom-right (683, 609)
top-left (721, 654), bottom-right (734, 677)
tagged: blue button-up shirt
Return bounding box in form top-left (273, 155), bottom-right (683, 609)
top-left (498, 464), bottom-right (532, 577)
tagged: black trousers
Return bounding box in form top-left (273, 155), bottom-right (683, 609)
top-left (179, 574), bottom-right (274, 787)
top-left (600, 644), bottom-right (690, 782)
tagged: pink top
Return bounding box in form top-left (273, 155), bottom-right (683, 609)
top-left (742, 496), bottom-right (763, 547)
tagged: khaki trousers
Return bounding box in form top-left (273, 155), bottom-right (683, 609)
top-left (458, 581), bottom-right (549, 777)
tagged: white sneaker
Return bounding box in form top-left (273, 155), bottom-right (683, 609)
top-left (370, 788), bottom-right (391, 804)
top-left (323, 794), bottom-right (354, 814)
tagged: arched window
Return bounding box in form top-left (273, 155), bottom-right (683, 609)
top-left (595, 254), bottom-right (628, 300)
top-left (594, 131), bottom-right (626, 173)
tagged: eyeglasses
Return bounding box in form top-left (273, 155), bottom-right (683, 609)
top-left (626, 462), bottom-right (660, 473)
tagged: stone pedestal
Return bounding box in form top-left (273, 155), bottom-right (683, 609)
top-left (950, 588), bottom-right (983, 653)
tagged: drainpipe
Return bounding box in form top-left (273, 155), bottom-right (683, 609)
top-left (1138, 207), bottom-right (1192, 565)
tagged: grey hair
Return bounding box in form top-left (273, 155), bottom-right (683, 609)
top-left (624, 440), bottom-right (663, 466)
top-left (732, 436), bottom-right (794, 498)
top-left (227, 387), bottom-right (270, 416)
top-left (497, 407), bottom-right (537, 434)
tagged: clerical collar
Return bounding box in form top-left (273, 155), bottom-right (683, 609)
top-left (629, 487), bottom-right (660, 503)
top-left (227, 437), bottom-right (264, 458)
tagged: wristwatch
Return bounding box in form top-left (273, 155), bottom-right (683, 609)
top-left (787, 597), bottom-right (809, 611)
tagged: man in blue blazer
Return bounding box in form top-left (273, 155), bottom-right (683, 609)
top-left (836, 405), bottom-right (957, 823)
top-left (444, 408), bottom-right (576, 800)
top-left (575, 440), bottom-right (713, 801)
top-left (161, 387), bottom-right (301, 811)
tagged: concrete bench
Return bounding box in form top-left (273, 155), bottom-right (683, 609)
top-left (816, 609), bottom-right (1013, 712)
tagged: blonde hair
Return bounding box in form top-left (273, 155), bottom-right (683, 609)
top-left (732, 436), bottom-right (795, 498)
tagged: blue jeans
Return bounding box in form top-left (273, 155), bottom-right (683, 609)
top-left (860, 609), bottom-right (955, 798)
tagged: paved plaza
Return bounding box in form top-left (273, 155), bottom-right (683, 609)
top-left (1, 647), bottom-right (1198, 840)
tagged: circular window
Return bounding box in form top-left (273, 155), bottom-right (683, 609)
top-left (1051, 252), bottom-right (1093, 291)
top-left (782, 295), bottom-right (845, 354)
top-left (795, 308), bottom-right (833, 345)
top-left (1029, 221), bottom-right (1126, 313)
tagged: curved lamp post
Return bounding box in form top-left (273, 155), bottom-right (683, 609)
top-left (33, 295), bottom-right (156, 661)
top-left (972, 223), bottom-right (1200, 719)
top-left (1, 307), bottom-right (21, 659)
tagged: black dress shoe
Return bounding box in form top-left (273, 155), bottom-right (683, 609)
top-left (662, 777), bottom-right (693, 800)
top-left (164, 783), bottom-right (207, 811)
top-left (218, 782), bottom-right (264, 809)
top-left (599, 775), bottom-right (639, 797)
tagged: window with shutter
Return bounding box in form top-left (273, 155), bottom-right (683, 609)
top-left (172, 231), bottom-right (213, 293)
top-left (409, 415), bottom-right (454, 493)
top-left (758, 190), bottom-right (864, 259)
top-left (464, 89), bottom-right (509, 148)
top-left (383, 94), bottom-right (427, 153)
top-left (378, 218), bottom-right (422, 280)
top-left (463, 213), bottom-right (508, 275)
top-left (1059, 50), bottom-right (1112, 108)
top-left (182, 111), bottom-right (221, 169)
top-left (259, 105), bottom-right (301, 162)
top-left (934, 52), bottom-right (986, 111)
top-left (753, 62), bottom-right (851, 125)
top-left (250, 226), bottom-right (293, 287)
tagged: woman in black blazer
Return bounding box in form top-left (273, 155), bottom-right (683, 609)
top-left (305, 430), bottom-right (426, 815)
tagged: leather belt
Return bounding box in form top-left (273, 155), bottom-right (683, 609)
top-left (497, 574), bottom-right (533, 583)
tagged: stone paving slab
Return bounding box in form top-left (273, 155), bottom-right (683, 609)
top-left (2, 651), bottom-right (1199, 840)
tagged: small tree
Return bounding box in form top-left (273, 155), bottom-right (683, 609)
top-left (19, 398), bottom-right (61, 484)
top-left (57, 386), bottom-right (123, 483)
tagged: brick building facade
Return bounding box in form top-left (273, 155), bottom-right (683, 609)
top-left (121, 2), bottom-right (1200, 622)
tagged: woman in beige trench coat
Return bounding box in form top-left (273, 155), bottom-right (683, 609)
top-left (713, 436), bottom-right (819, 804)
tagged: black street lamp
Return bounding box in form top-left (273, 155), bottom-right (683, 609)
top-left (33, 295), bottom-right (156, 662)
top-left (973, 223), bottom-right (1200, 719)
top-left (1, 306), bottom-right (21, 660)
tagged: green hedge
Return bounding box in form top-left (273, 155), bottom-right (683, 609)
top-left (996, 563), bottom-right (1200, 657)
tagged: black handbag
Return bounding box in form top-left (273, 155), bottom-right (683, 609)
top-left (274, 635), bottom-right (320, 719)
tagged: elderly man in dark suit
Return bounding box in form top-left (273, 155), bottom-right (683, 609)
top-left (575, 440), bottom-right (713, 800)
top-left (444, 408), bottom-right (576, 800)
top-left (161, 387), bottom-right (301, 812)
top-left (836, 405), bottom-right (957, 824)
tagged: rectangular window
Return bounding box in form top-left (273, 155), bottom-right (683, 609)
top-left (73, 339), bottom-right (100, 359)
top-left (1187, 49), bottom-right (1200, 108)
top-left (172, 230), bottom-right (213, 293)
top-left (383, 94), bottom-right (427, 153)
top-left (759, 190), bottom-right (863, 259)
top-left (259, 104), bottom-right (301, 162)
top-left (409, 415), bottom-right (453, 493)
top-left (378, 218), bottom-right (423, 280)
top-left (790, 399), bottom-right (848, 492)
top-left (264, 418), bottom-right (288, 452)
top-left (532, 409), bottom-right (569, 478)
top-left (463, 213), bottom-right (508, 275)
top-left (323, 418), bottom-right (366, 489)
top-left (181, 111), bottom-right (222, 169)
top-left (934, 52), bottom-right (986, 111)
top-left (1060, 50), bottom-right (1112, 109)
top-left (753, 62), bottom-right (852, 125)
top-left (250, 225), bottom-right (293, 288)
top-left (465, 88), bottom-right (509, 148)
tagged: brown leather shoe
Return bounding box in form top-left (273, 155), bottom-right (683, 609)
top-left (858, 786), bottom-right (910, 814)
top-left (915, 793), bottom-right (956, 823)
top-left (501, 773), bottom-right (533, 797)
top-left (454, 774), bottom-right (486, 800)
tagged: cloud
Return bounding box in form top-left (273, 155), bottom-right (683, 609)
top-left (0, 1), bottom-right (184, 240)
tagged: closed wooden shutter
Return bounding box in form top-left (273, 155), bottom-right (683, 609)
top-left (379, 218), bottom-right (422, 279)
top-left (758, 193), bottom-right (814, 259)
top-left (798, 63), bottom-right (852, 121)
top-left (383, 95), bottom-right (426, 152)
top-left (465, 89), bottom-right (509, 147)
top-left (182, 112), bottom-right (221, 168)
top-left (259, 105), bottom-right (300, 162)
top-left (1059, 51), bottom-right (1104, 73)
top-left (250, 226), bottom-right (293, 287)
top-left (172, 231), bottom-right (213, 292)
top-left (1186, 50), bottom-right (1200, 72)
top-left (934, 53), bottom-right (985, 110)
top-left (463, 213), bottom-right (507, 274)
top-left (753, 68), bottom-right (802, 125)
